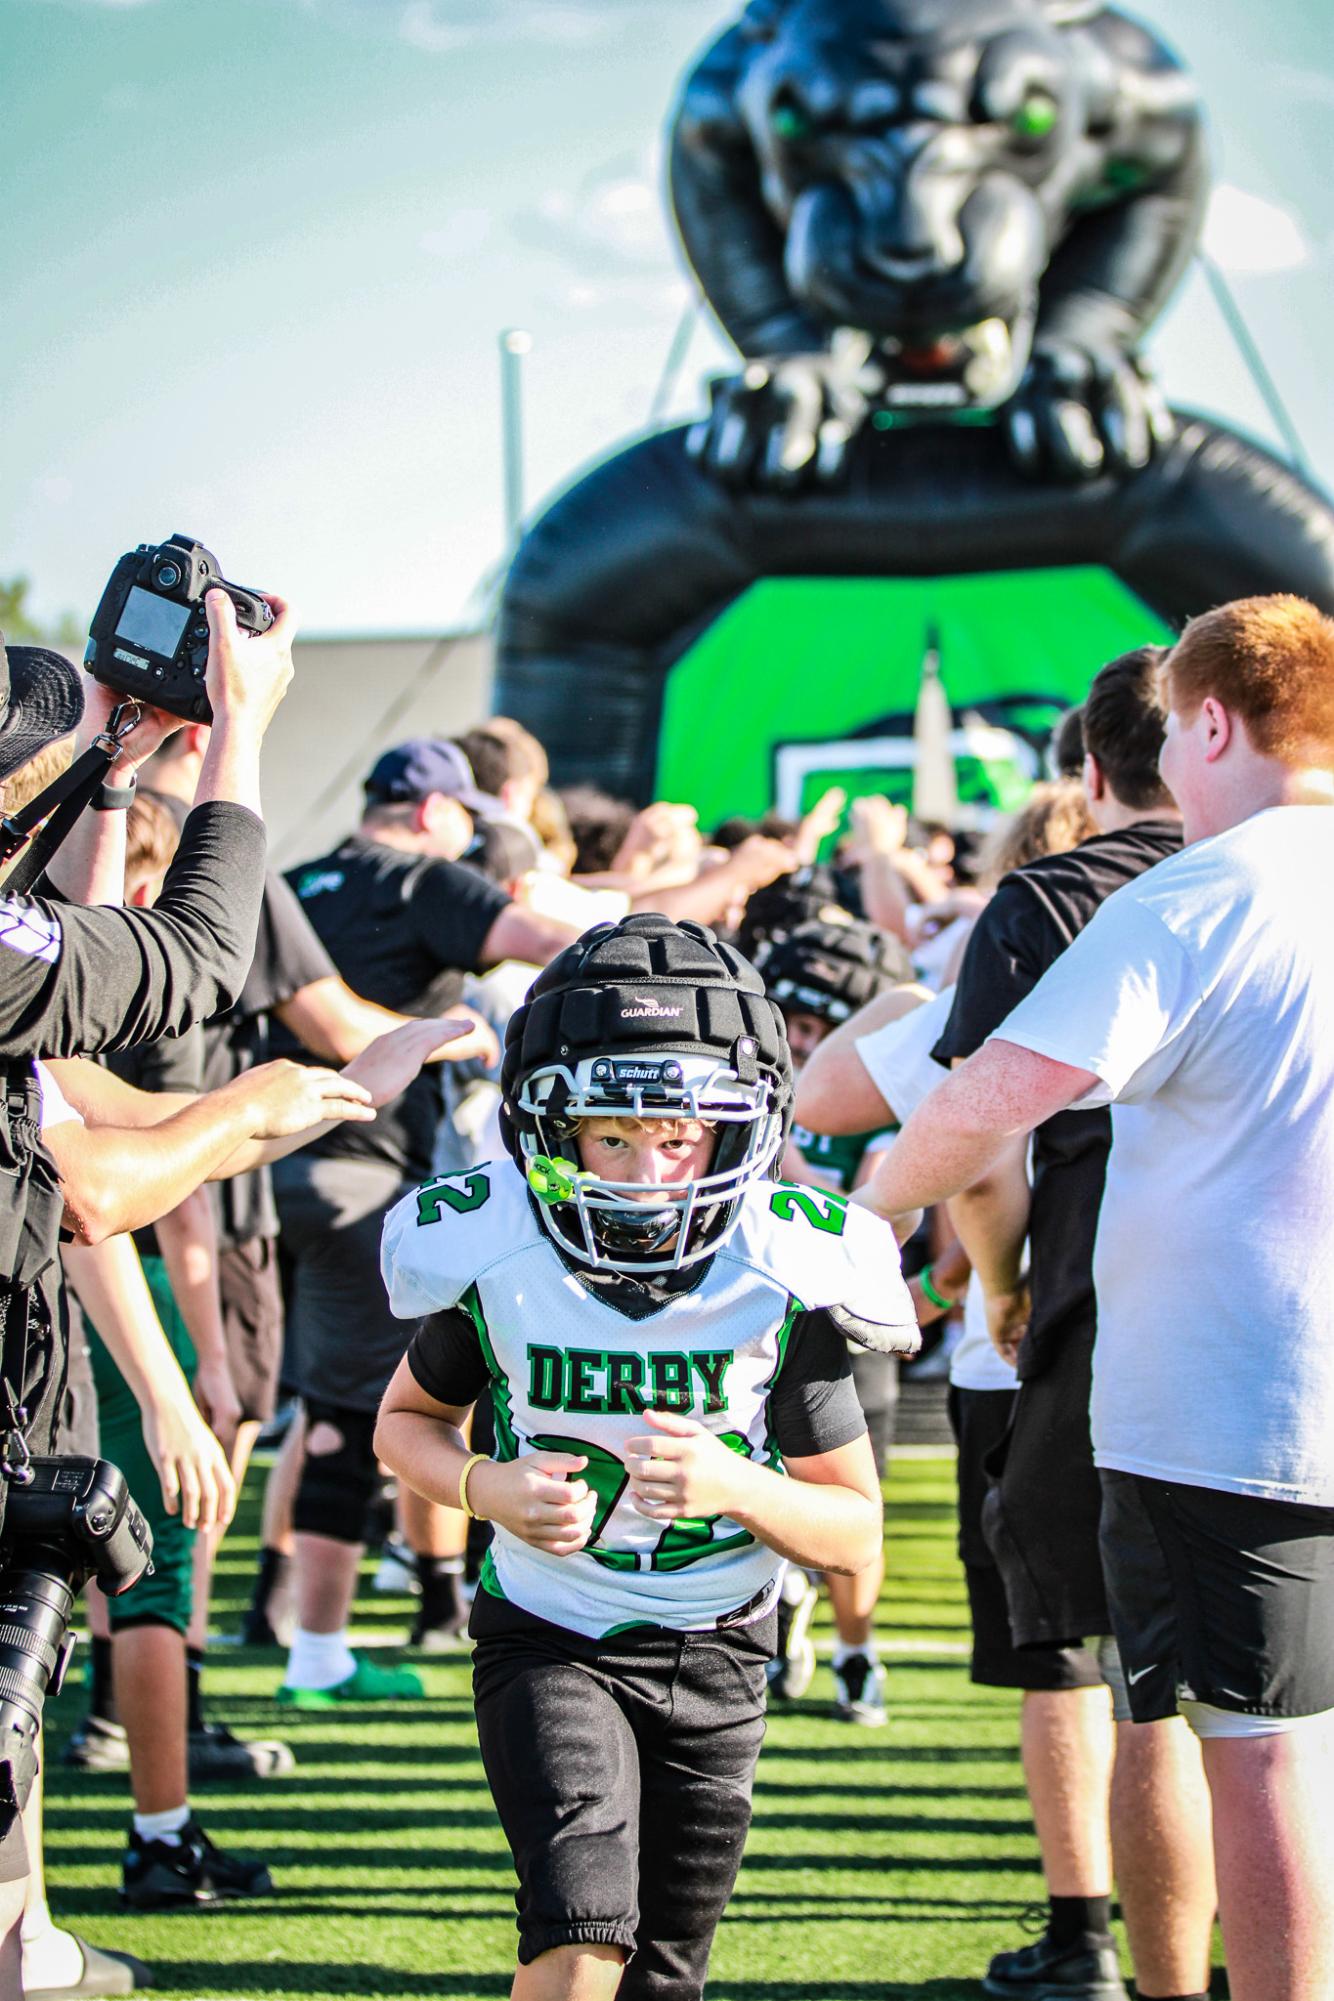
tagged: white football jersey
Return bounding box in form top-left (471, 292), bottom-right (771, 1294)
top-left (382, 1159), bottom-right (915, 1640)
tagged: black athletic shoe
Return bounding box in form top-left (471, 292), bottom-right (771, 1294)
top-left (189, 1721), bottom-right (296, 1782)
top-left (62, 1715), bottom-right (130, 1773)
top-left (409, 1604), bottom-right (471, 1653)
top-left (120, 1816), bottom-right (273, 1910)
top-left (239, 1607), bottom-right (280, 1648)
top-left (982, 1927), bottom-right (1129, 1999)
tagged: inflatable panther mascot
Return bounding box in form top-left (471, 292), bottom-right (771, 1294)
top-left (496, 0), bottom-right (1334, 805)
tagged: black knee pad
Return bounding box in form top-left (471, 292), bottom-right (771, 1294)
top-left (293, 1401), bottom-right (379, 1544)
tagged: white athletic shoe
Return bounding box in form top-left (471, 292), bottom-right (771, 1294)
top-left (766, 1570), bottom-right (819, 1701)
top-left (832, 1649), bottom-right (887, 1725)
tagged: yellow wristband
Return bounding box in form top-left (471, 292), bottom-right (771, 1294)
top-left (458, 1452), bottom-right (488, 1522)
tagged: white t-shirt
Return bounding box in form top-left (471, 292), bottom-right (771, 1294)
top-left (857, 987), bottom-right (1018, 1394)
top-left (995, 806), bottom-right (1334, 1505)
top-left (35, 1060), bottom-right (82, 1131)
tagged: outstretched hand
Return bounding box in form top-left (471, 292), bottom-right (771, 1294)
top-left (227, 1058), bottom-right (376, 1137)
top-left (344, 1015), bottom-right (498, 1108)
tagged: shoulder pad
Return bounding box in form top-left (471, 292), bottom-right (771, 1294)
top-left (380, 1161), bottom-right (537, 1318)
top-left (726, 1181), bottom-right (917, 1339)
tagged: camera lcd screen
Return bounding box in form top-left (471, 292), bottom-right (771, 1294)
top-left (115, 586), bottom-right (191, 656)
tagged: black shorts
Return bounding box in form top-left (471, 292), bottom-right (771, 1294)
top-left (273, 1153), bottom-right (415, 1413)
top-left (470, 1589), bottom-right (769, 1999)
top-left (219, 1237), bottom-right (284, 1425)
top-left (1099, 1469), bottom-right (1334, 1725)
top-left (980, 1323), bottom-right (1110, 1650)
top-left (849, 1345), bottom-right (898, 1477)
top-left (949, 1387), bottom-right (1103, 1692)
top-left (59, 1321), bottom-right (100, 1458)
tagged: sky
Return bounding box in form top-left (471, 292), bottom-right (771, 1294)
top-left (5, 0), bottom-right (1333, 637)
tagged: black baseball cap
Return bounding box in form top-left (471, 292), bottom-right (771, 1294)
top-left (0, 633), bottom-right (85, 786)
top-left (363, 738), bottom-right (500, 815)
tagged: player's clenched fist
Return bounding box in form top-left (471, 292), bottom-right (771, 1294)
top-left (470, 1451), bottom-right (596, 1557)
top-left (625, 1409), bottom-right (748, 1521)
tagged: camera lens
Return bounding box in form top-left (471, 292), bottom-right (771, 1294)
top-left (154, 562), bottom-right (182, 591)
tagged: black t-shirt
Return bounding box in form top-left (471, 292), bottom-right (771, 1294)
top-left (407, 1300), bottom-right (867, 1460)
top-left (0, 801), bottom-right (266, 1509)
top-left (931, 818), bottom-right (1181, 1379)
top-left (282, 836), bottom-right (510, 1180)
top-left (201, 870), bottom-right (337, 1248)
top-left (104, 1023), bottom-right (207, 1261)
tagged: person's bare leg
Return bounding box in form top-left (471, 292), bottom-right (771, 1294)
top-left (115, 1627), bottom-right (188, 1815)
top-left (512, 1943), bottom-right (624, 2000)
top-left (1203, 1729), bottom-right (1334, 2001)
top-left (230, 1418), bottom-right (263, 1494)
top-left (1111, 1717), bottom-right (1216, 1999)
top-left (1022, 1686), bottom-right (1115, 1893)
top-left (292, 1535), bottom-right (363, 1632)
top-left (0, 1878), bottom-right (26, 1997)
top-left (191, 1417), bottom-right (267, 1648)
top-left (399, 1485), bottom-right (466, 1560)
top-left (261, 1409), bottom-right (306, 1557)
top-left (825, 1553), bottom-right (883, 1648)
top-left (187, 1527), bottom-right (214, 1656)
top-left (20, 1756), bottom-right (46, 1929)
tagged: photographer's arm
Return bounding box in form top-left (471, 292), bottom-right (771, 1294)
top-left (61, 1237), bottom-right (235, 1531)
top-left (0, 591), bottom-right (297, 1064)
top-left (43, 685), bottom-right (184, 907)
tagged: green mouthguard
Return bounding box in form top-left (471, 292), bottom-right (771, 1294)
top-left (526, 1155), bottom-right (588, 1204)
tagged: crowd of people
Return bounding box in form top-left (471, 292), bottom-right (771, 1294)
top-left (0, 582), bottom-right (1330, 2001)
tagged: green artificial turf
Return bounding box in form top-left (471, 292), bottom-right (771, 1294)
top-left (38, 1452), bottom-right (1102, 1999)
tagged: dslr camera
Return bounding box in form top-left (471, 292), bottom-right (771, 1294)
top-left (0, 1456), bottom-right (151, 1813)
top-left (86, 533), bottom-right (272, 724)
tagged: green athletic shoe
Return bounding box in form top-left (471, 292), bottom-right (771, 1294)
top-left (276, 1654), bottom-right (425, 1708)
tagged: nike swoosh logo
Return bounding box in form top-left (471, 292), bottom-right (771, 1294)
top-left (1128, 1664), bottom-right (1157, 1686)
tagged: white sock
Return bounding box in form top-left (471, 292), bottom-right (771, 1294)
top-left (133, 1803), bottom-right (191, 1847)
top-left (285, 1627), bottom-right (357, 1691)
top-left (833, 1640), bottom-right (880, 1669)
top-left (20, 1901), bottom-right (85, 1988)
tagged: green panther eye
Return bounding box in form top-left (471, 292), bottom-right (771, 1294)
top-left (771, 101), bottom-right (813, 142)
top-left (1012, 89), bottom-right (1059, 139)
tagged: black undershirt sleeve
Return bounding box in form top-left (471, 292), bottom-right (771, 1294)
top-left (931, 873), bottom-right (1062, 1066)
top-left (406, 1306), bottom-right (490, 1409)
top-left (768, 1308), bottom-right (869, 1460)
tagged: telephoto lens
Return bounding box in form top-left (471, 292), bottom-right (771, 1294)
top-left (0, 1569), bottom-right (80, 1812)
top-left (0, 1457), bottom-right (152, 1811)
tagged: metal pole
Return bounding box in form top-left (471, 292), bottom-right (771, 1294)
top-left (499, 327), bottom-right (531, 550)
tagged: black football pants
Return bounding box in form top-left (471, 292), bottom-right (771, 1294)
top-left (471, 1593), bottom-right (770, 1999)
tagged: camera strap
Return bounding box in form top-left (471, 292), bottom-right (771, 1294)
top-left (0, 702), bottom-right (144, 897)
top-left (0, 1287), bottom-right (33, 1486)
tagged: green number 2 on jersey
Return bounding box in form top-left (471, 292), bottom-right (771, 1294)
top-left (416, 1171), bottom-right (491, 1226)
top-left (769, 1185), bottom-right (848, 1235)
top-left (528, 1430), bottom-right (757, 1573)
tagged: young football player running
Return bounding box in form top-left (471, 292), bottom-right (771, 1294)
top-left (377, 915), bottom-right (918, 2001)
top-left (756, 917), bottom-right (921, 1724)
